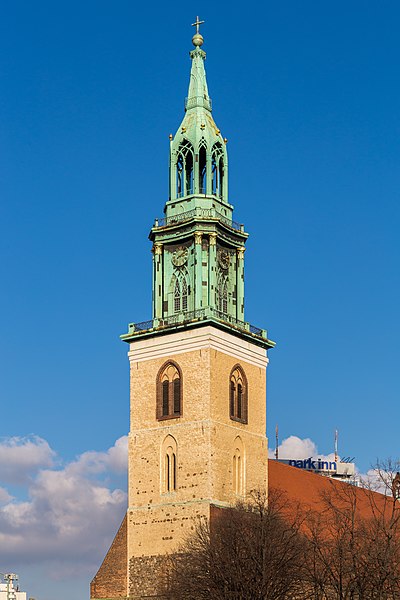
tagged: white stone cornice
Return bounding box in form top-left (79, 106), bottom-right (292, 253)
top-left (127, 325), bottom-right (269, 368)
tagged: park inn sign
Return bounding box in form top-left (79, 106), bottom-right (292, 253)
top-left (278, 458), bottom-right (355, 477)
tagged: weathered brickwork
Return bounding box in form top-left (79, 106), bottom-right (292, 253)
top-left (90, 514), bottom-right (128, 600)
top-left (128, 509), bottom-right (227, 599)
top-left (129, 554), bottom-right (171, 599)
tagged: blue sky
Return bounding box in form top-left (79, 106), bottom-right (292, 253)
top-left (1, 2), bottom-right (400, 598)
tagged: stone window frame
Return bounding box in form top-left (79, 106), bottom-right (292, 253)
top-left (229, 364), bottom-right (248, 424)
top-left (156, 360), bottom-right (183, 421)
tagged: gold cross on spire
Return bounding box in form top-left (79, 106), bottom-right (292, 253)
top-left (192, 16), bottom-right (204, 35)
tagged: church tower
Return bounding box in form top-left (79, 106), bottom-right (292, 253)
top-left (91, 19), bottom-right (274, 600)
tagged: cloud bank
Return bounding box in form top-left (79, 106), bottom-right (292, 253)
top-left (0, 435), bottom-right (128, 578)
top-left (0, 435), bottom-right (56, 484)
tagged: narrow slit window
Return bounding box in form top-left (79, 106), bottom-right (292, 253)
top-left (199, 145), bottom-right (207, 193)
top-left (176, 155), bottom-right (183, 197)
top-left (222, 281), bottom-right (228, 314)
top-left (185, 151), bottom-right (193, 195)
top-left (237, 383), bottom-right (242, 419)
top-left (174, 279), bottom-right (181, 313)
top-left (162, 381), bottom-right (169, 416)
top-left (230, 380), bottom-right (235, 417)
top-left (219, 157), bottom-right (224, 199)
top-left (237, 455), bottom-right (242, 494)
top-left (212, 155), bottom-right (218, 195)
top-left (211, 142), bottom-right (224, 199)
top-left (173, 379), bottom-right (181, 414)
top-left (181, 278), bottom-right (188, 311)
top-left (172, 453), bottom-right (177, 491)
top-left (166, 453), bottom-right (171, 491)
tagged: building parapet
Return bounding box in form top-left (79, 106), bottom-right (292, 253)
top-left (153, 206), bottom-right (244, 233)
top-left (121, 307), bottom-right (275, 349)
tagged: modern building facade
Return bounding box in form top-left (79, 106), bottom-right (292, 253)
top-left (91, 20), bottom-right (274, 600)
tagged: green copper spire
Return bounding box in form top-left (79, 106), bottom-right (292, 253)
top-left (121, 19), bottom-right (274, 351)
top-left (168, 20), bottom-right (229, 206)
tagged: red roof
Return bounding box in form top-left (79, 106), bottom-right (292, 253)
top-left (268, 459), bottom-right (390, 519)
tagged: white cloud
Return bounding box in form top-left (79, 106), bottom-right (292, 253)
top-left (67, 434), bottom-right (128, 478)
top-left (357, 461), bottom-right (400, 495)
top-left (0, 487), bottom-right (13, 505)
top-left (358, 468), bottom-right (387, 493)
top-left (269, 435), bottom-right (318, 460)
top-left (0, 436), bottom-right (128, 578)
top-left (0, 436), bottom-right (56, 484)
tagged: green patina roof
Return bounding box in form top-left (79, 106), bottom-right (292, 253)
top-left (172, 44), bottom-right (225, 157)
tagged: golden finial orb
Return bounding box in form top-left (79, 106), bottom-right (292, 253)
top-left (192, 33), bottom-right (204, 47)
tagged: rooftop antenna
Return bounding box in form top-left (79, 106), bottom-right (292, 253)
top-left (334, 429), bottom-right (338, 462)
top-left (275, 424), bottom-right (279, 460)
top-left (1, 573), bottom-right (19, 600)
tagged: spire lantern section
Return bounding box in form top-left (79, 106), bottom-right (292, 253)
top-left (168, 24), bottom-right (228, 208)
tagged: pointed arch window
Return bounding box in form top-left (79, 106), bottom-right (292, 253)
top-left (165, 447), bottom-right (177, 492)
top-left (161, 435), bottom-right (178, 493)
top-left (175, 140), bottom-right (194, 198)
top-left (176, 155), bottom-right (184, 197)
top-left (157, 362), bottom-right (183, 420)
top-left (185, 150), bottom-right (193, 195)
top-left (219, 156), bottom-right (225, 199)
top-left (216, 278), bottom-right (228, 315)
top-left (233, 437), bottom-right (245, 496)
top-left (229, 366), bottom-right (248, 424)
top-left (199, 140), bottom-right (207, 194)
top-left (211, 142), bottom-right (224, 199)
top-left (212, 155), bottom-right (218, 196)
top-left (173, 274), bottom-right (189, 314)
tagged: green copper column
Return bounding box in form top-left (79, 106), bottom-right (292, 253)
top-left (169, 141), bottom-right (176, 201)
top-left (206, 150), bottom-right (212, 195)
top-left (222, 144), bottom-right (228, 203)
top-left (236, 246), bottom-right (245, 321)
top-left (152, 245), bottom-right (156, 319)
top-left (208, 233), bottom-right (217, 308)
top-left (194, 232), bottom-right (203, 310)
top-left (153, 243), bottom-right (163, 319)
